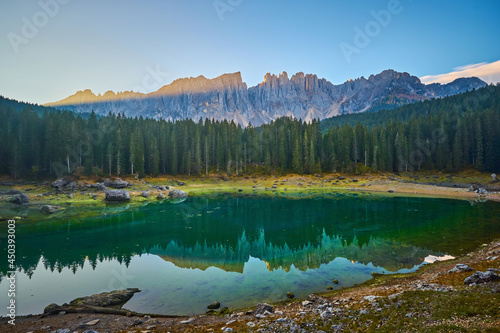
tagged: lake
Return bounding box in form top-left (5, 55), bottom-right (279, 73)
top-left (1, 193), bottom-right (500, 316)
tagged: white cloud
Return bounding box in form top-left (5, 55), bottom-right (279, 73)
top-left (420, 60), bottom-right (500, 85)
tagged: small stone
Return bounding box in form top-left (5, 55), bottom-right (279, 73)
top-left (180, 318), bottom-right (194, 324)
top-left (286, 291), bottom-right (294, 299)
top-left (246, 322), bottom-right (256, 327)
top-left (141, 191), bottom-right (149, 198)
top-left (131, 318), bottom-right (143, 326)
top-left (301, 301), bottom-right (312, 306)
top-left (85, 319), bottom-right (100, 326)
top-left (326, 286), bottom-right (333, 290)
top-left (333, 279), bottom-right (339, 284)
top-left (363, 295), bottom-right (381, 302)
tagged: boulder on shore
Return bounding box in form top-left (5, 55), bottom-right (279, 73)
top-left (105, 190), bottom-right (130, 202)
top-left (254, 303), bottom-right (274, 316)
top-left (448, 264), bottom-right (474, 273)
top-left (464, 271), bottom-right (500, 285)
top-left (10, 193), bottom-right (29, 205)
top-left (169, 189), bottom-right (188, 198)
top-left (103, 178), bottom-right (129, 189)
top-left (51, 178), bottom-right (70, 189)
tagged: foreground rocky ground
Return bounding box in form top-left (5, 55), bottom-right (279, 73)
top-left (2, 240), bottom-right (499, 333)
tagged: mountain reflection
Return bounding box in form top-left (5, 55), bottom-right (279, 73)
top-left (2, 194), bottom-right (499, 280)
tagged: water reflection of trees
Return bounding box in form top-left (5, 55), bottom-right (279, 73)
top-left (1, 195), bottom-right (498, 279)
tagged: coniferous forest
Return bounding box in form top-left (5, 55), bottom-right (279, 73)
top-left (0, 85), bottom-right (499, 179)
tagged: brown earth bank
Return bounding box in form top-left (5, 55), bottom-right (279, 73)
top-left (1, 240), bottom-right (499, 332)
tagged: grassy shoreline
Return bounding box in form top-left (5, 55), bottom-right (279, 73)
top-left (1, 170), bottom-right (499, 213)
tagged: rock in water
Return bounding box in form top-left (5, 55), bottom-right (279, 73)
top-left (103, 178), bottom-right (129, 189)
top-left (69, 288), bottom-right (141, 307)
top-left (10, 193), bottom-right (29, 204)
top-left (105, 190), bottom-right (130, 202)
top-left (168, 189), bottom-right (188, 198)
top-left (286, 292), bottom-right (294, 299)
top-left (207, 301), bottom-right (221, 309)
top-left (41, 205), bottom-right (61, 214)
top-left (464, 271), bottom-right (500, 285)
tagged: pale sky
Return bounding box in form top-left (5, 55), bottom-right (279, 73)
top-left (1, 0), bottom-right (499, 104)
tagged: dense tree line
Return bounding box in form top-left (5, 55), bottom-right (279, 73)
top-left (0, 84), bottom-right (499, 178)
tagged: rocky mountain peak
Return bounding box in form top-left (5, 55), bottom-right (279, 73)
top-left (46, 69), bottom-right (487, 125)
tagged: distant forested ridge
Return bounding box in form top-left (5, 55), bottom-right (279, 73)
top-left (0, 84), bottom-right (499, 178)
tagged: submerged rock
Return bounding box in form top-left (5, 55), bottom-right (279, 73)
top-left (286, 291), bottom-right (294, 299)
top-left (105, 190), bottom-right (130, 202)
top-left (41, 205), bottom-right (61, 214)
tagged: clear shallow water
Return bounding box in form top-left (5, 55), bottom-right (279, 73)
top-left (1, 194), bottom-right (500, 316)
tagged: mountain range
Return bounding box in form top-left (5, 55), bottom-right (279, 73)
top-left (45, 70), bottom-right (486, 126)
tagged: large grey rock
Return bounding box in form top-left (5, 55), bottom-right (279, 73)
top-left (464, 271), bottom-right (500, 285)
top-left (105, 190), bottom-right (130, 202)
top-left (10, 193), bottom-right (29, 204)
top-left (103, 178), bottom-right (129, 189)
top-left (47, 70), bottom-right (486, 126)
top-left (168, 189), bottom-right (188, 198)
top-left (69, 288), bottom-right (141, 307)
top-left (254, 303), bottom-right (273, 316)
top-left (51, 178), bottom-right (70, 189)
top-left (448, 264), bottom-right (474, 273)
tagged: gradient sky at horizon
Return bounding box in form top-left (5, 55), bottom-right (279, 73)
top-left (1, 0), bottom-right (500, 104)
